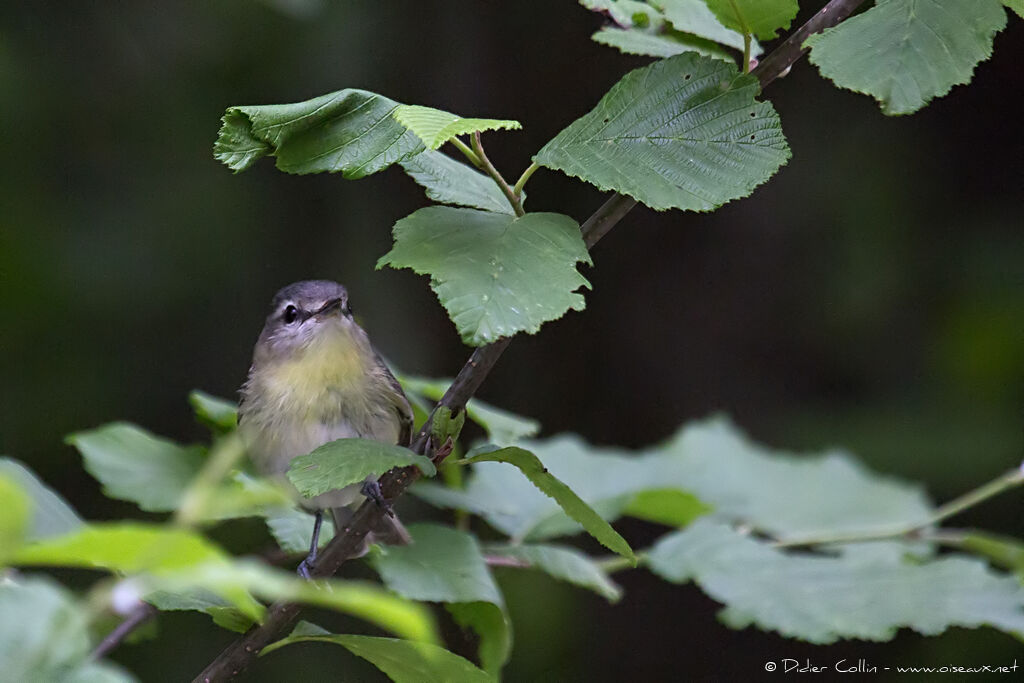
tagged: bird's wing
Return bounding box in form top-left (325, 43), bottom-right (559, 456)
top-left (375, 354), bottom-right (414, 447)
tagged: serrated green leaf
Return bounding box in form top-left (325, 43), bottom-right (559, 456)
top-left (463, 446), bottom-right (635, 561)
top-left (1004, 0), bottom-right (1024, 18)
top-left (0, 475), bottom-right (29, 565)
top-left (591, 27), bottom-right (734, 61)
top-left (534, 53), bottom-right (790, 212)
top-left (654, 0), bottom-right (761, 53)
top-left (398, 374), bottom-right (540, 445)
top-left (265, 506), bottom-right (335, 554)
top-left (67, 423), bottom-right (204, 512)
top-left (703, 0), bottom-right (797, 40)
top-left (414, 417), bottom-right (929, 543)
top-left (0, 459), bottom-right (82, 541)
top-left (400, 150), bottom-right (516, 214)
top-left (262, 635), bottom-right (492, 683)
top-left (214, 89), bottom-right (424, 177)
top-left (371, 524), bottom-right (508, 672)
top-left (287, 438), bottom-right (435, 499)
top-left (393, 105), bottom-right (521, 150)
top-left (379, 207), bottom-right (591, 346)
top-left (647, 519), bottom-right (1024, 643)
top-left (0, 576), bottom-right (136, 683)
top-left (805, 0), bottom-right (1008, 116)
top-left (486, 543), bottom-right (623, 602)
top-left (189, 390), bottom-right (238, 433)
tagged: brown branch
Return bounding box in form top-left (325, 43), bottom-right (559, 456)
top-left (192, 3), bottom-right (867, 679)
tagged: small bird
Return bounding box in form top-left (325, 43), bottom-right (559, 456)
top-left (238, 280), bottom-right (413, 576)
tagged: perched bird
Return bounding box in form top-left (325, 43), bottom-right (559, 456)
top-left (238, 280), bottom-right (413, 576)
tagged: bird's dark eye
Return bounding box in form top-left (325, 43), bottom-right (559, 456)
top-left (282, 305), bottom-right (299, 324)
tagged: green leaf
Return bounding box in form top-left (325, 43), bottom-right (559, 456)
top-left (622, 488), bottom-right (711, 527)
top-left (654, 0), bottom-right (761, 53)
top-left (286, 438), bottom-right (435, 499)
top-left (805, 0), bottom-right (1008, 116)
top-left (485, 543), bottom-right (623, 602)
top-left (262, 635), bottom-right (492, 683)
top-left (957, 531), bottom-right (1024, 575)
top-left (67, 423), bottom-right (204, 512)
top-left (647, 519), bottom-right (1024, 643)
top-left (370, 524), bottom-right (509, 672)
top-left (188, 390), bottom-right (238, 433)
top-left (447, 601), bottom-right (512, 676)
top-left (393, 105), bottom-right (521, 150)
top-left (0, 459), bottom-right (83, 541)
top-left (398, 374), bottom-right (540, 445)
top-left (703, 0), bottom-right (798, 39)
top-left (379, 207), bottom-right (591, 346)
top-left (265, 506), bottom-right (335, 554)
top-left (214, 89), bottom-right (424, 176)
top-left (1004, 0), bottom-right (1024, 19)
top-left (0, 475), bottom-right (29, 564)
top-left (197, 472), bottom-right (294, 521)
top-left (591, 27), bottom-right (734, 61)
top-left (534, 53), bottom-right (790, 212)
top-left (145, 589), bottom-right (254, 633)
top-left (0, 576), bottom-right (136, 683)
top-left (581, 0), bottom-right (664, 28)
top-left (400, 150), bottom-right (516, 215)
top-left (462, 446), bottom-right (635, 562)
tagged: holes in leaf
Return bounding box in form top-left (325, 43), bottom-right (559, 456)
top-left (749, 135), bottom-right (756, 140)
top-left (750, 112), bottom-right (756, 118)
top-left (684, 74), bottom-right (691, 80)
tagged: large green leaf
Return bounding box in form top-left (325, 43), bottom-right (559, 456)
top-left (806, 0), bottom-right (1008, 116)
top-left (647, 519), bottom-right (1024, 643)
top-left (286, 438), bottom-right (435, 499)
top-left (591, 27), bottom-right (733, 61)
top-left (398, 374), bottom-right (540, 445)
top-left (1004, 0), bottom-right (1023, 18)
top-left (393, 105), bottom-right (521, 150)
top-left (461, 446), bottom-right (635, 562)
top-left (0, 577), bottom-right (136, 683)
top-left (378, 207), bottom-right (591, 346)
top-left (0, 475), bottom-right (29, 564)
top-left (67, 423), bottom-right (204, 512)
top-left (534, 53), bottom-right (789, 212)
top-left (485, 543), bottom-right (623, 602)
top-left (263, 635), bottom-right (492, 683)
top-left (703, 0), bottom-right (798, 39)
top-left (413, 417), bottom-right (930, 543)
top-left (0, 459), bottom-right (82, 541)
top-left (654, 0), bottom-right (761, 53)
top-left (214, 89), bottom-right (424, 176)
top-left (196, 472), bottom-right (294, 521)
top-left (370, 524), bottom-right (510, 673)
top-left (400, 150), bottom-right (516, 215)
top-left (581, 0), bottom-right (663, 28)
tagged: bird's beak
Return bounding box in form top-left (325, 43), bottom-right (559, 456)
top-left (313, 298), bottom-right (344, 317)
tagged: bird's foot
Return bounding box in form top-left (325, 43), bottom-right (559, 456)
top-left (361, 479), bottom-right (395, 518)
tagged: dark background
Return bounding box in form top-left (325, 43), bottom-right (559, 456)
top-left (2, 1), bottom-right (1022, 680)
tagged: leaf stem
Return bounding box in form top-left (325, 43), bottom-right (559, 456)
top-left (596, 551), bottom-right (647, 574)
top-left (472, 131), bottom-right (525, 217)
top-left (774, 465), bottom-right (1024, 549)
top-left (450, 136), bottom-right (482, 168)
top-left (742, 33), bottom-right (752, 74)
top-left (174, 433), bottom-right (246, 527)
top-left (513, 161), bottom-right (541, 199)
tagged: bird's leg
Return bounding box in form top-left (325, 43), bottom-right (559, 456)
top-left (296, 510), bottom-right (323, 579)
top-left (361, 478), bottom-right (395, 518)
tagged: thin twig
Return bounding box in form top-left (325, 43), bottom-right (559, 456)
top-left (92, 603), bottom-right (158, 660)
top-left (471, 131), bottom-right (525, 217)
top-left (193, 4), bottom-right (871, 679)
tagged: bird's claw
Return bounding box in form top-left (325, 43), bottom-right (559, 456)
top-left (361, 479), bottom-right (395, 518)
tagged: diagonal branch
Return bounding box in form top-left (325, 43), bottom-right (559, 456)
top-left (191, 2), bottom-right (867, 679)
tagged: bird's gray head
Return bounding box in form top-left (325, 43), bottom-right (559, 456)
top-left (252, 280), bottom-right (365, 364)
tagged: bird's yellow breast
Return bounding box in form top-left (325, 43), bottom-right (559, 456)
top-left (259, 330), bottom-right (374, 422)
